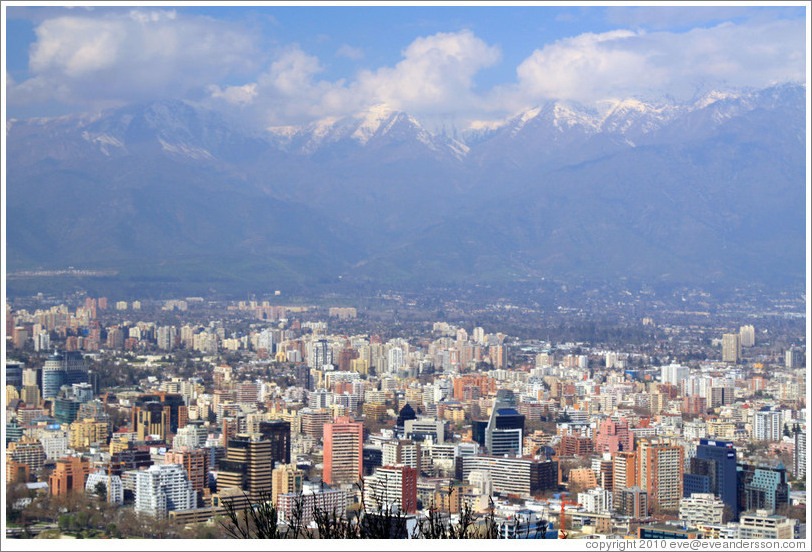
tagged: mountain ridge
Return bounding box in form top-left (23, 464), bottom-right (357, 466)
top-left (6, 83), bottom-right (806, 294)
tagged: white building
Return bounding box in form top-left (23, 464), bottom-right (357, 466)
top-left (752, 410), bottom-right (783, 442)
top-left (679, 493), bottom-right (725, 527)
top-left (577, 487), bottom-right (613, 514)
top-left (739, 325), bottom-right (755, 347)
top-left (738, 510), bottom-right (797, 539)
top-left (134, 464), bottom-right (196, 518)
top-left (39, 430), bottom-right (69, 460)
top-left (661, 364), bottom-right (690, 387)
top-left (85, 470), bottom-right (124, 504)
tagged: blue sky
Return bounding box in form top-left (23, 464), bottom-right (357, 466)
top-left (3, 3), bottom-right (808, 130)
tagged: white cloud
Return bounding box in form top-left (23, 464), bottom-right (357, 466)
top-left (208, 30), bottom-right (502, 128)
top-left (506, 18), bottom-right (805, 107)
top-left (8, 9), bottom-right (259, 108)
top-left (7, 11), bottom-right (805, 130)
top-left (354, 30), bottom-right (501, 112)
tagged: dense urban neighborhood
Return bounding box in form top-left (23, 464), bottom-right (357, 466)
top-left (4, 288), bottom-right (807, 540)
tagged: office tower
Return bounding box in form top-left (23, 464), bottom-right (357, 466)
top-left (484, 389), bottom-right (524, 457)
top-left (323, 417), bottom-right (364, 485)
top-left (259, 420), bottom-right (291, 466)
top-left (637, 439), bottom-right (684, 514)
top-left (131, 392), bottom-right (187, 435)
top-left (218, 434), bottom-right (272, 497)
top-left (752, 409), bottom-right (783, 442)
top-left (164, 448), bottom-right (208, 498)
top-left (737, 463), bottom-right (789, 513)
top-left (721, 333), bottom-right (741, 363)
top-left (41, 350), bottom-right (88, 399)
top-left (794, 429), bottom-right (806, 479)
top-left (271, 464), bottom-right (303, 506)
top-left (364, 465), bottom-right (418, 514)
top-left (6, 361), bottom-right (24, 389)
top-left (595, 417), bottom-right (633, 454)
top-left (5, 421), bottom-right (23, 445)
top-left (48, 456), bottom-right (90, 496)
top-left (739, 325), bottom-right (755, 347)
top-left (683, 439), bottom-right (738, 518)
top-left (134, 464), bottom-right (196, 518)
top-left (133, 402), bottom-right (170, 441)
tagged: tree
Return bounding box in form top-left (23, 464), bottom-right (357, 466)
top-left (93, 481), bottom-right (107, 498)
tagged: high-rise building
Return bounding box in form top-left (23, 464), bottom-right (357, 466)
top-left (5, 436), bottom-right (46, 482)
top-left (737, 463), bottom-right (789, 513)
top-left (364, 465), bottom-right (418, 514)
top-left (323, 417), bottom-right (364, 485)
top-left (459, 455), bottom-right (558, 496)
top-left (616, 486), bottom-right (648, 518)
top-left (793, 429), bottom-right (806, 480)
top-left (637, 439), bottom-right (684, 514)
top-left (484, 390), bottom-right (524, 457)
top-left (721, 333), bottom-right (741, 363)
top-left (660, 364), bottom-right (690, 386)
top-left (752, 409), bottom-right (783, 442)
top-left (131, 392), bottom-right (187, 436)
top-left (683, 439), bottom-right (738, 518)
top-left (49, 456), bottom-right (90, 496)
top-left (41, 350), bottom-right (88, 399)
top-left (164, 447), bottom-right (208, 498)
top-left (595, 417), bottom-right (633, 454)
top-left (218, 434), bottom-right (272, 497)
top-left (381, 440), bottom-right (421, 473)
top-left (308, 339), bottom-right (332, 369)
top-left (271, 464), bottom-right (303, 506)
top-left (785, 347), bottom-right (803, 369)
top-left (134, 464), bottom-right (196, 518)
top-left (259, 420), bottom-right (291, 466)
top-left (739, 325), bottom-right (755, 347)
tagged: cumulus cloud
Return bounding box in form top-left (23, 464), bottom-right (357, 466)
top-left (8, 9), bottom-right (259, 108)
top-left (209, 30), bottom-right (501, 127)
top-left (7, 9), bottom-right (806, 130)
top-left (504, 18), bottom-right (805, 108)
top-left (353, 30), bottom-right (501, 112)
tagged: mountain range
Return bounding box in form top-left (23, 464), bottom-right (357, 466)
top-left (5, 83), bottom-right (806, 296)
